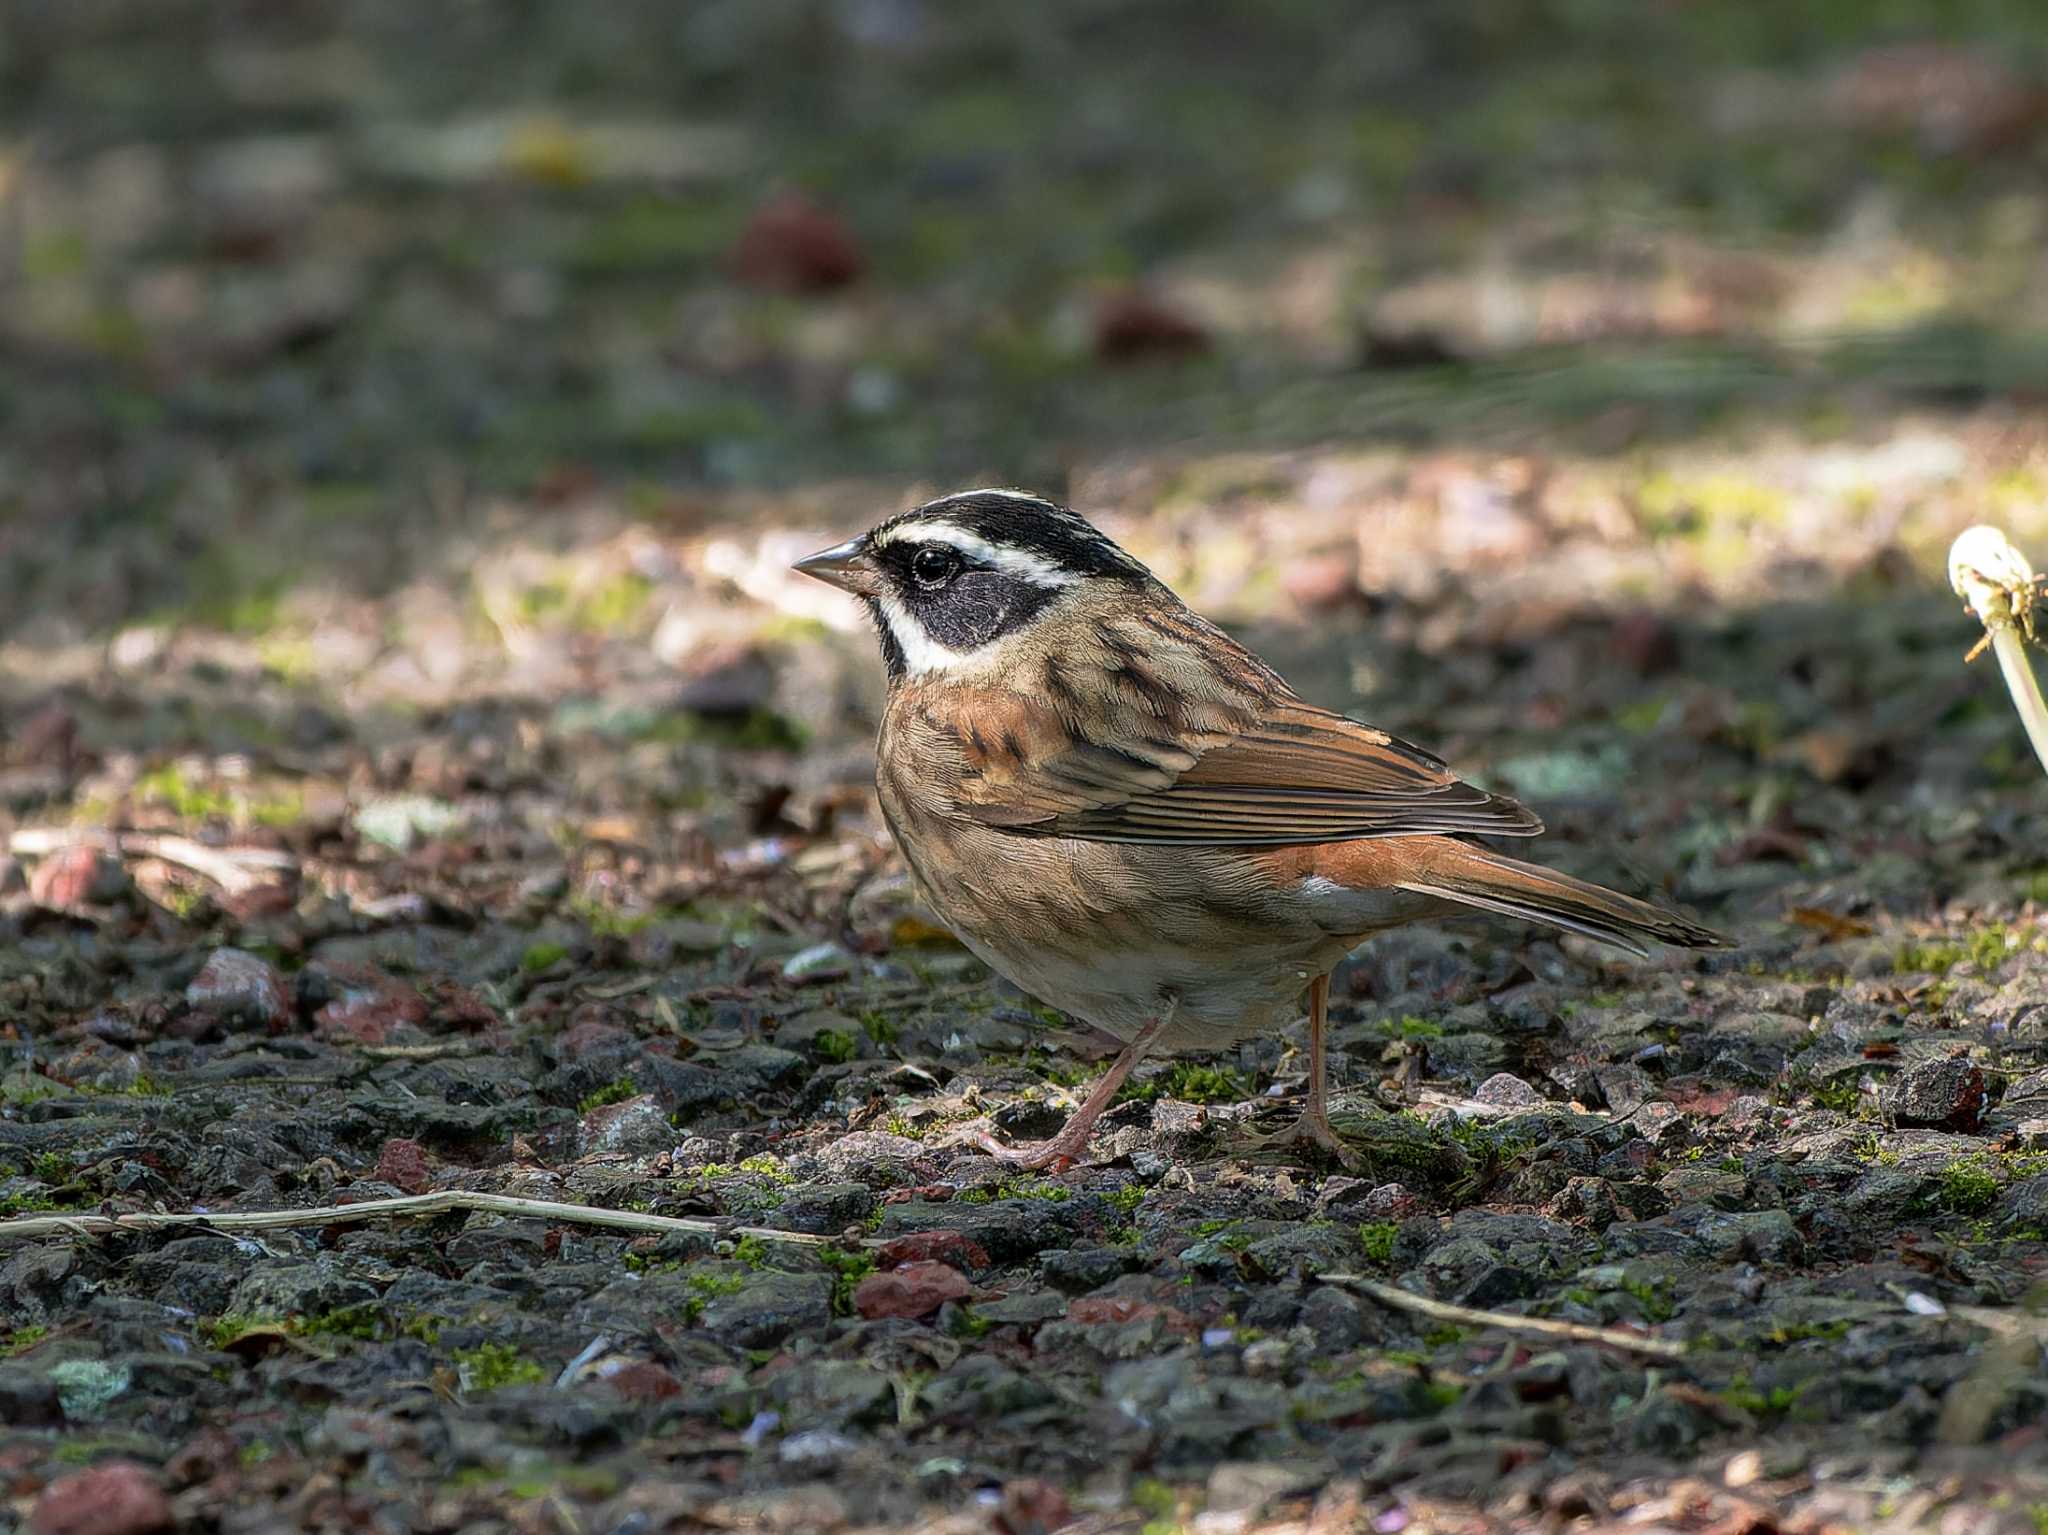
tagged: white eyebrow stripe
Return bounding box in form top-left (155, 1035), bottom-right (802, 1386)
top-left (871, 520), bottom-right (1079, 587)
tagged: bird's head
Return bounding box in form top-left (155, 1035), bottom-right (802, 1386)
top-left (793, 489), bottom-right (1151, 680)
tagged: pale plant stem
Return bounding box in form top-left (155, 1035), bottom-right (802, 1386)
top-left (1949, 525), bottom-right (2048, 780)
top-left (0, 1189), bottom-right (864, 1247)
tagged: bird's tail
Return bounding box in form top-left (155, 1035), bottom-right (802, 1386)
top-left (1389, 839), bottom-right (1725, 957)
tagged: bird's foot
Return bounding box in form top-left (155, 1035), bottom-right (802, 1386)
top-left (942, 1117), bottom-right (1097, 1173)
top-left (1242, 1106), bottom-right (1362, 1169)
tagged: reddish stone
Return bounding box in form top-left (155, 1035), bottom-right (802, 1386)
top-left (31, 1461), bottom-right (172, 1535)
top-left (1093, 287), bottom-right (1209, 363)
top-left (1610, 609), bottom-right (1680, 677)
top-left (874, 1229), bottom-right (991, 1274)
top-left (994, 1478), bottom-right (1072, 1535)
top-left (374, 1138), bottom-right (431, 1194)
top-left (313, 969), bottom-right (429, 1045)
top-left (1666, 1081), bottom-right (1741, 1118)
top-left (421, 979), bottom-right (499, 1033)
top-left (852, 1260), bottom-right (973, 1320)
top-left (1065, 1295), bottom-right (1194, 1332)
top-left (604, 1361), bottom-right (684, 1401)
top-left (732, 193), bottom-right (863, 293)
top-left (218, 882), bottom-right (296, 922)
top-left (29, 846), bottom-right (127, 911)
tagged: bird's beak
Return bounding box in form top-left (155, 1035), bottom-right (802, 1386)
top-left (793, 536), bottom-right (877, 596)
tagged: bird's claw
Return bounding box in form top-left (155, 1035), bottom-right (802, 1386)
top-left (1242, 1109), bottom-right (1363, 1170)
top-left (938, 1119), bottom-right (1089, 1172)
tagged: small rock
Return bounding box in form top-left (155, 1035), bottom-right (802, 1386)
top-left (31, 1460), bottom-right (171, 1535)
top-left (781, 943), bottom-right (854, 984)
top-left (603, 1360), bottom-right (684, 1401)
top-left (29, 845), bottom-right (128, 911)
top-left (1040, 1247), bottom-right (1133, 1294)
top-left (1240, 1337), bottom-right (1292, 1377)
top-left (1093, 286), bottom-right (1209, 363)
top-left (184, 948), bottom-right (293, 1032)
top-left (373, 1138), bottom-right (432, 1195)
top-left (701, 1272), bottom-right (833, 1349)
top-left (1888, 1054), bottom-right (1987, 1132)
top-left (1700, 1208), bottom-right (1805, 1266)
top-left (1610, 609), bottom-right (1681, 677)
top-left (579, 1095), bottom-right (675, 1157)
top-left (814, 1132), bottom-right (928, 1189)
top-left (1299, 1286), bottom-right (1372, 1351)
top-left (2016, 1118), bottom-right (2048, 1151)
top-left (49, 1360), bottom-right (130, 1422)
top-left (1356, 1182), bottom-right (1423, 1220)
top-left (874, 1229), bottom-right (992, 1274)
top-left (308, 966), bottom-right (430, 1046)
top-left (778, 1427), bottom-right (860, 1467)
top-left (0, 1364), bottom-right (62, 1426)
top-left (1474, 1072), bottom-right (1545, 1110)
top-left (853, 1261), bottom-right (972, 1320)
top-left (774, 1181), bottom-right (878, 1235)
top-left (732, 193), bottom-right (863, 292)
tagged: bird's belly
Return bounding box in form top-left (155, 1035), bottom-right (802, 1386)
top-left (965, 931), bottom-right (1337, 1052)
top-left (891, 825), bottom-right (1375, 1052)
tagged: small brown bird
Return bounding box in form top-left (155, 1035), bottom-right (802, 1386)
top-left (796, 490), bottom-right (1723, 1168)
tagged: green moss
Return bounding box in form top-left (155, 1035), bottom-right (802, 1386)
top-left (1418, 1379), bottom-right (1466, 1412)
top-left (203, 1314), bottom-right (282, 1349)
top-left (1938, 1156), bottom-right (2000, 1215)
top-left (1129, 1478), bottom-right (1178, 1519)
top-left (956, 1178), bottom-right (1071, 1206)
top-left (453, 1342), bottom-right (547, 1393)
top-left (1895, 939), bottom-right (1967, 976)
top-left (576, 1076), bottom-right (639, 1113)
top-left (3, 1325), bottom-right (47, 1354)
top-left (820, 1247), bottom-right (878, 1316)
top-left (1619, 1275), bottom-right (1676, 1323)
top-left (1358, 1221), bottom-right (1398, 1266)
top-left (686, 1267), bottom-right (748, 1300)
top-left (1123, 1060), bottom-right (1250, 1106)
top-left (814, 1029), bottom-right (859, 1064)
top-left (521, 942), bottom-right (570, 973)
top-left (1723, 1374), bottom-right (1806, 1420)
top-left (1105, 1184), bottom-right (1147, 1217)
top-left (858, 1009), bottom-right (899, 1045)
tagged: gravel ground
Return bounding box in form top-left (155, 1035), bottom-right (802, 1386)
top-left (7, 5), bottom-right (2048, 1531)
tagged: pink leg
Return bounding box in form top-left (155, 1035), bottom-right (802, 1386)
top-left (1247, 975), bottom-right (1358, 1166)
top-left (954, 1011), bottom-right (1170, 1172)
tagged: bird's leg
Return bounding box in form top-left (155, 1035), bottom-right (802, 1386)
top-left (1246, 974), bottom-right (1359, 1166)
top-left (953, 1008), bottom-right (1171, 1173)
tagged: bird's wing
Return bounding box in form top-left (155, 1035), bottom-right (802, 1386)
top-left (936, 607), bottom-right (1541, 846)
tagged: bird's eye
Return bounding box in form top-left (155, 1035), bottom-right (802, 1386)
top-left (910, 546), bottom-right (961, 587)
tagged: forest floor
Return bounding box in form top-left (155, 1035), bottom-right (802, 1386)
top-left (5, 5), bottom-right (2048, 1533)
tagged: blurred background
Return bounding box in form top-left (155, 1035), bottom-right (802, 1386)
top-left (3, 0), bottom-right (2047, 931)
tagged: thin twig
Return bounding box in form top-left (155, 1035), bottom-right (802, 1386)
top-left (1949, 525), bottom-right (2048, 779)
top-left (0, 1190), bottom-right (855, 1247)
top-left (1318, 1271), bottom-right (1688, 1358)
